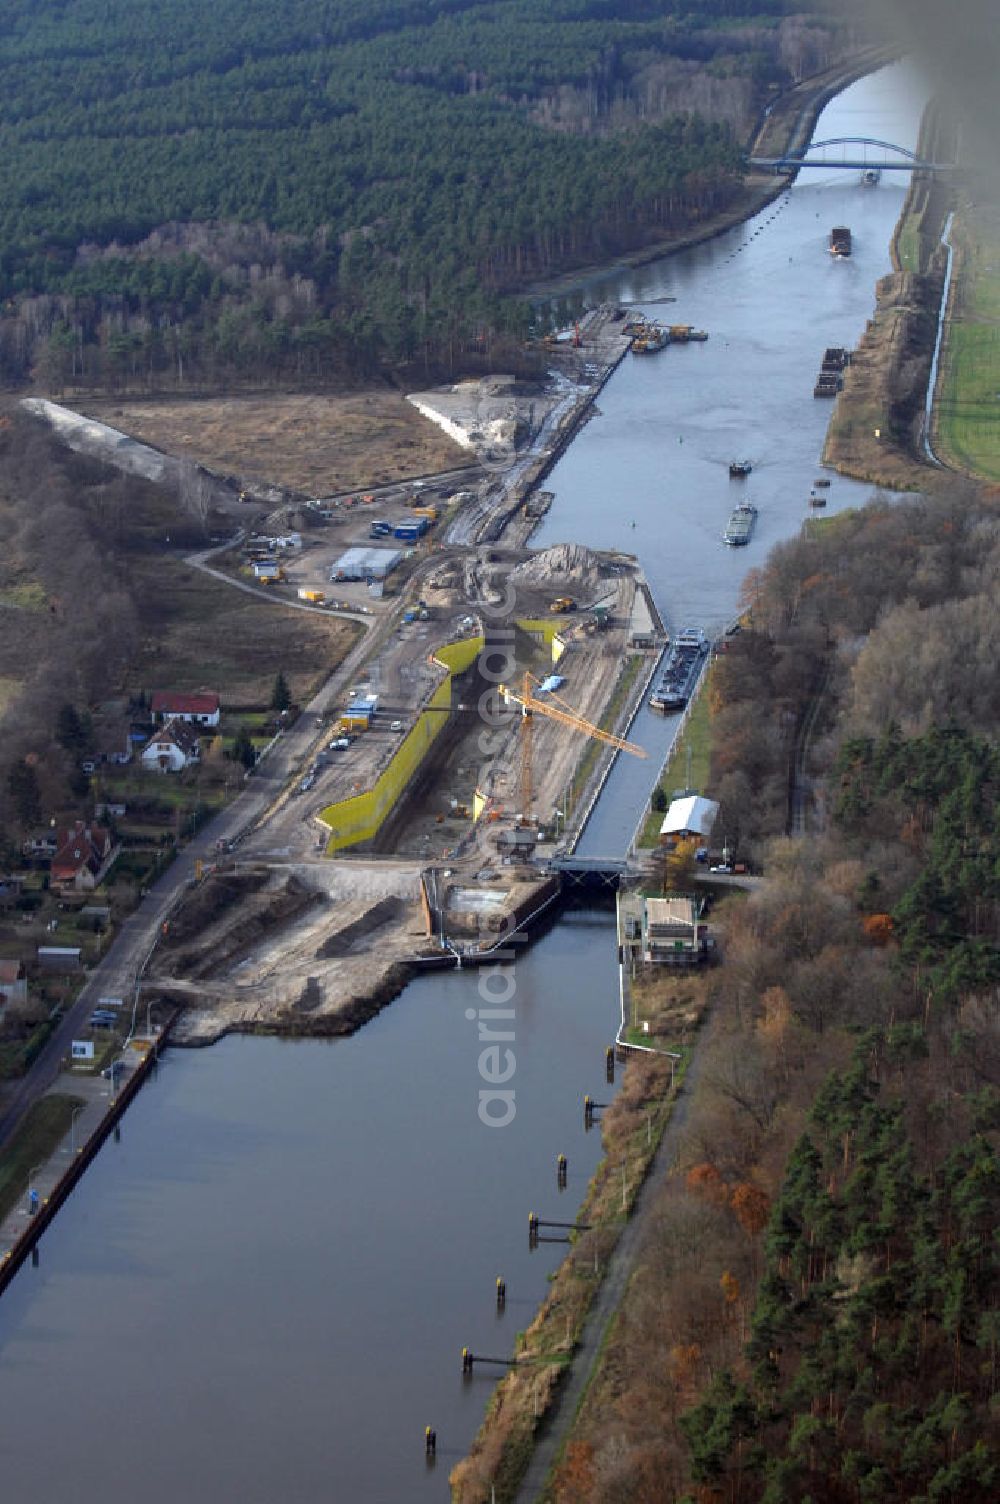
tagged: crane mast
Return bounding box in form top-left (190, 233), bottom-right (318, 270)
top-left (503, 670), bottom-right (646, 821)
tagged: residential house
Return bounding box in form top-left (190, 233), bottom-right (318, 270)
top-left (0, 874), bottom-right (24, 910)
top-left (51, 821), bottom-right (120, 892)
top-left (151, 691), bottom-right (220, 728)
top-left (0, 959), bottom-right (27, 1011)
top-left (142, 717), bottom-right (201, 773)
top-left (659, 794), bottom-right (720, 848)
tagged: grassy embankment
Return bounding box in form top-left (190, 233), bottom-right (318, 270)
top-left (932, 203), bottom-right (1000, 482)
top-left (0, 1094), bottom-right (83, 1224)
top-left (636, 667), bottom-right (713, 849)
top-left (449, 1053), bottom-right (687, 1504)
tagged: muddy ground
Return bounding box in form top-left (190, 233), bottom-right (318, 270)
top-left (151, 859), bottom-right (430, 1043)
top-left (82, 392), bottom-right (472, 497)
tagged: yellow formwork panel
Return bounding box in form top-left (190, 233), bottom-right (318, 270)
top-left (319, 636), bottom-right (483, 853)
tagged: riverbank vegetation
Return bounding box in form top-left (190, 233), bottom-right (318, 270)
top-left (540, 476), bottom-right (1000, 1500)
top-left (450, 1052), bottom-right (682, 1504)
top-left (0, 1), bottom-right (865, 394)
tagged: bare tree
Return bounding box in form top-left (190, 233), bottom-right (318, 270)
top-left (177, 458), bottom-right (213, 536)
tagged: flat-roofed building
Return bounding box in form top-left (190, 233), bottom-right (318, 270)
top-left (330, 546), bottom-right (402, 582)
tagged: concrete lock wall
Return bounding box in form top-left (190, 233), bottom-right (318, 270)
top-left (320, 636), bottom-right (484, 852)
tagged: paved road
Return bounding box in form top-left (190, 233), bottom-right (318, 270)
top-left (0, 602), bottom-right (391, 1150)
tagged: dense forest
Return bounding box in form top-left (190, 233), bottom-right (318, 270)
top-left (547, 482), bottom-right (1000, 1502)
top-left (0, 1), bottom-right (856, 389)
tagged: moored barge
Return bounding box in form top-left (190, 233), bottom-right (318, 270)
top-left (649, 626), bottom-right (709, 713)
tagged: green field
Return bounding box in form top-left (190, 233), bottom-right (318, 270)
top-left (935, 209), bottom-right (1000, 481)
top-left (637, 667), bottom-right (713, 849)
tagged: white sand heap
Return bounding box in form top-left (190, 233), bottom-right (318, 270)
top-left (511, 542), bottom-right (605, 588)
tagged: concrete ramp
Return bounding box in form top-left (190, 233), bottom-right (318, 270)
top-left (22, 398), bottom-right (179, 485)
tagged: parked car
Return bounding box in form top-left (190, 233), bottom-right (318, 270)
top-left (390, 720), bottom-right (404, 732)
top-left (329, 737), bottom-right (351, 751)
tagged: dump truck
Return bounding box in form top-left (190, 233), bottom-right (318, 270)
top-left (297, 588), bottom-right (325, 605)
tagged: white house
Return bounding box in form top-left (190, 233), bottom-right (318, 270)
top-left (142, 718), bottom-right (201, 773)
top-left (659, 794), bottom-right (720, 846)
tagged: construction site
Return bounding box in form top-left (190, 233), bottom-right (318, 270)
top-left (23, 305), bottom-right (666, 1044)
top-left (146, 537), bottom-right (664, 1045)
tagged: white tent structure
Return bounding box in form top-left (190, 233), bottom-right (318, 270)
top-left (659, 794), bottom-right (719, 843)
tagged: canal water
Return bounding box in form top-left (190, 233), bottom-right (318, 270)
top-left (0, 60), bottom-right (928, 1503)
top-left (536, 57), bottom-right (929, 856)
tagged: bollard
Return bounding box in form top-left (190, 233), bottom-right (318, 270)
top-left (496, 1277), bottom-right (506, 1308)
top-left (425, 1426), bottom-right (436, 1458)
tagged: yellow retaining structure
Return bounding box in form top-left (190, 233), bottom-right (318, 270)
top-left (516, 618), bottom-right (569, 665)
top-left (319, 636), bottom-right (483, 853)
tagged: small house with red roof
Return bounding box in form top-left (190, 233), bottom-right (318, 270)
top-left (151, 691), bottom-right (220, 727)
top-left (51, 821), bottom-right (120, 893)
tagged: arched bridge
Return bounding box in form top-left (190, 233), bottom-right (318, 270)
top-left (749, 136), bottom-right (953, 173)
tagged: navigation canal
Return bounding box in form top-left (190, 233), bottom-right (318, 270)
top-left (0, 59), bottom-right (928, 1503)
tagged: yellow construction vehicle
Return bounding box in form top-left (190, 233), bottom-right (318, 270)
top-left (549, 596), bottom-right (577, 613)
top-left (500, 670), bottom-right (646, 820)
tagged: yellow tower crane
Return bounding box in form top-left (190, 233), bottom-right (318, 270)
top-left (501, 670), bottom-right (647, 821)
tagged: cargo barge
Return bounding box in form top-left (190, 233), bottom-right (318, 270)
top-left (723, 500), bottom-right (757, 546)
top-left (631, 324), bottom-right (669, 353)
top-left (649, 626), bottom-right (709, 712)
top-left (829, 226), bottom-right (852, 257)
top-left (814, 347), bottom-right (850, 398)
top-left (729, 459), bottom-right (752, 478)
